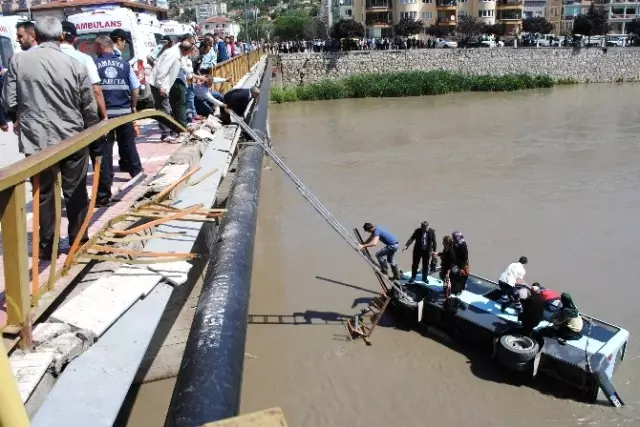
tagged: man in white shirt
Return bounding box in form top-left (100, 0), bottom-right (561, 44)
top-left (498, 256), bottom-right (528, 313)
top-left (60, 21), bottom-right (107, 120)
top-left (149, 41), bottom-right (183, 139)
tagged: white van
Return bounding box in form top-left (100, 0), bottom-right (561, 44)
top-left (68, 8), bottom-right (159, 104)
top-left (160, 20), bottom-right (196, 42)
top-left (0, 15), bottom-right (28, 68)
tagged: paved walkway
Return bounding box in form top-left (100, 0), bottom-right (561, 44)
top-left (0, 120), bottom-right (183, 327)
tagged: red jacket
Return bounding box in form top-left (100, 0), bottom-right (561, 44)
top-left (540, 288), bottom-right (561, 301)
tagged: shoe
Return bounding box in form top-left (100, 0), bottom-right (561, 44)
top-left (95, 196), bottom-right (116, 207)
top-left (390, 265), bottom-right (401, 281)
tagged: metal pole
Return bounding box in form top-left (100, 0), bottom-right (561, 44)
top-left (0, 343), bottom-right (30, 427)
top-left (244, 0), bottom-right (249, 42)
top-left (164, 60), bottom-right (271, 427)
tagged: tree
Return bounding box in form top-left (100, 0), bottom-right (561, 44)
top-left (330, 18), bottom-right (365, 39)
top-left (312, 16), bottom-right (329, 39)
top-left (394, 17), bottom-right (425, 37)
top-left (456, 16), bottom-right (484, 38)
top-left (627, 18), bottom-right (640, 36)
top-left (522, 17), bottom-right (553, 34)
top-left (239, 16), bottom-right (275, 42)
top-left (573, 5), bottom-right (608, 40)
top-left (273, 10), bottom-right (315, 40)
top-left (178, 8), bottom-right (196, 24)
top-left (426, 25), bottom-right (448, 38)
top-left (485, 23), bottom-right (507, 36)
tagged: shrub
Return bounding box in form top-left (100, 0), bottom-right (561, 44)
top-left (270, 71), bottom-right (562, 104)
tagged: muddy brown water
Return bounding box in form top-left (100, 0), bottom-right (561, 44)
top-left (241, 85), bottom-right (640, 427)
top-left (124, 84), bottom-right (640, 427)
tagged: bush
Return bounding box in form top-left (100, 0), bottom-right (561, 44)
top-left (270, 71), bottom-right (566, 104)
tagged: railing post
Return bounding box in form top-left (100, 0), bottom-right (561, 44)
top-left (1, 183), bottom-right (30, 332)
top-left (0, 341), bottom-right (30, 427)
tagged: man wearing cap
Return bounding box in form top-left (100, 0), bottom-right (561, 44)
top-left (402, 221), bottom-right (437, 284)
top-left (94, 35), bottom-right (142, 205)
top-left (109, 28), bottom-right (130, 59)
top-left (148, 35), bottom-right (172, 67)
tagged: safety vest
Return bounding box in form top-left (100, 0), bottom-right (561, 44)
top-left (95, 52), bottom-right (131, 118)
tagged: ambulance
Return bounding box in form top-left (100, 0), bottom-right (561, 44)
top-left (160, 20), bottom-right (196, 42)
top-left (67, 7), bottom-right (159, 105)
top-left (0, 15), bottom-right (29, 68)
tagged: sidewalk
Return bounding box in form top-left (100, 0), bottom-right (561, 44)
top-left (0, 120), bottom-right (184, 327)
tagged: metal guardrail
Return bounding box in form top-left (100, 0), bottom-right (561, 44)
top-left (0, 49), bottom-right (265, 344)
top-left (0, 48), bottom-right (264, 427)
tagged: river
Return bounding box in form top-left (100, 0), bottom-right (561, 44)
top-left (240, 84), bottom-right (640, 427)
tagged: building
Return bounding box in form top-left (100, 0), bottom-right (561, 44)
top-left (200, 16), bottom-right (240, 37)
top-left (558, 0), bottom-right (592, 33)
top-left (599, 0), bottom-right (638, 33)
top-left (523, 0), bottom-right (546, 18)
top-left (546, 0), bottom-right (562, 30)
top-left (2, 0), bottom-right (168, 15)
top-left (194, 2), bottom-right (227, 23)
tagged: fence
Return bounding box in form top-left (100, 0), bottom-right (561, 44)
top-left (0, 48), bottom-right (264, 348)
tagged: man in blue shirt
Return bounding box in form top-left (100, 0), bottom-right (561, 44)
top-left (214, 33), bottom-right (228, 63)
top-left (358, 222), bottom-right (401, 280)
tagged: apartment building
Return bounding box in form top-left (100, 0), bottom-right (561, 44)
top-left (523, 0), bottom-right (546, 18)
top-left (599, 0), bottom-right (638, 33)
top-left (558, 0), bottom-right (592, 32)
top-left (546, 0), bottom-right (562, 30)
top-left (195, 2), bottom-right (227, 23)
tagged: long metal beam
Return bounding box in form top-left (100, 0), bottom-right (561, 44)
top-left (0, 110), bottom-right (184, 193)
top-left (164, 59), bottom-right (272, 427)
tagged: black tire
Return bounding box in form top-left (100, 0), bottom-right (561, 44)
top-left (497, 351), bottom-right (531, 372)
top-left (498, 334), bottom-right (539, 366)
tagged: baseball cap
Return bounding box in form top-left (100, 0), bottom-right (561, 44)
top-left (61, 21), bottom-right (77, 38)
top-left (110, 28), bottom-right (132, 43)
top-left (161, 35), bottom-right (172, 42)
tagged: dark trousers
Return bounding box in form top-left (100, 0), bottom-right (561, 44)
top-left (31, 149), bottom-right (90, 257)
top-left (89, 137), bottom-right (113, 200)
top-left (151, 84), bottom-right (172, 137)
top-left (411, 251), bottom-right (431, 281)
top-left (194, 98), bottom-right (214, 117)
top-left (169, 80), bottom-right (187, 128)
top-left (108, 122), bottom-right (141, 177)
top-left (499, 280), bottom-right (522, 310)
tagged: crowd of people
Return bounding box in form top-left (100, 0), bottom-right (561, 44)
top-left (269, 37), bottom-right (439, 54)
top-left (0, 17), bottom-right (261, 260)
top-left (358, 221), bottom-right (584, 344)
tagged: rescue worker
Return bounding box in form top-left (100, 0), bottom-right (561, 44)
top-left (358, 223), bottom-right (401, 280)
top-left (109, 28), bottom-right (131, 59)
top-left (402, 221), bottom-right (437, 284)
top-left (217, 86), bottom-right (260, 125)
top-left (94, 35), bottom-right (142, 205)
top-left (498, 256), bottom-right (528, 314)
top-left (531, 282), bottom-right (562, 312)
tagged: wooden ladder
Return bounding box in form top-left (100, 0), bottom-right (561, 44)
top-left (345, 228), bottom-right (394, 345)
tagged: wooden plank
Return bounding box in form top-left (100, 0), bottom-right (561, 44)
top-left (1, 183), bottom-right (30, 329)
top-left (200, 408), bottom-right (288, 427)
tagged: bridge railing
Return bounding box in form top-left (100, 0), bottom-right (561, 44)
top-left (0, 48), bottom-right (264, 347)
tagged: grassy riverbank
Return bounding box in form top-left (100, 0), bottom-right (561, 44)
top-left (270, 71), bottom-right (561, 103)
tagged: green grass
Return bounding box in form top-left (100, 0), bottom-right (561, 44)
top-left (270, 71), bottom-right (562, 104)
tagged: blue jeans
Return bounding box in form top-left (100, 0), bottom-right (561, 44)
top-left (185, 85), bottom-right (196, 121)
top-left (376, 243), bottom-right (399, 272)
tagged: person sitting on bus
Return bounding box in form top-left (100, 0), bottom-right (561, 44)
top-left (548, 293), bottom-right (584, 342)
top-left (531, 282), bottom-right (562, 313)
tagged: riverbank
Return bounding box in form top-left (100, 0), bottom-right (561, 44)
top-left (270, 71), bottom-right (563, 103)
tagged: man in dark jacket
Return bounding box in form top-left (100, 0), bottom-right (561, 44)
top-left (218, 86), bottom-right (260, 125)
top-left (402, 221), bottom-right (437, 284)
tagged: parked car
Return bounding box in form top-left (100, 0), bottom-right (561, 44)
top-left (436, 38), bottom-right (458, 48)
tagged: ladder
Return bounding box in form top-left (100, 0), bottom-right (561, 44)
top-left (223, 106), bottom-right (406, 297)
